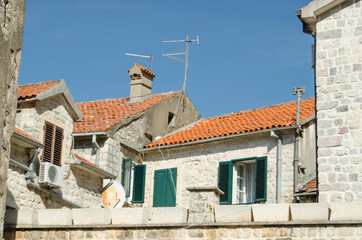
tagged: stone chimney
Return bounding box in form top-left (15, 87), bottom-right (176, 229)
top-left (128, 63), bottom-right (156, 101)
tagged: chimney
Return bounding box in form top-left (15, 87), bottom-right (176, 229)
top-left (128, 63), bottom-right (156, 101)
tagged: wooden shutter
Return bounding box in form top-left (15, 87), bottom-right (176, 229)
top-left (52, 126), bottom-right (63, 166)
top-left (255, 157), bottom-right (267, 202)
top-left (153, 169), bottom-right (166, 207)
top-left (218, 161), bottom-right (232, 204)
top-left (153, 168), bottom-right (177, 207)
top-left (165, 168), bottom-right (177, 207)
top-left (121, 158), bottom-right (132, 198)
top-left (43, 122), bottom-right (63, 166)
top-left (43, 123), bottom-right (54, 163)
top-left (132, 165), bottom-right (146, 203)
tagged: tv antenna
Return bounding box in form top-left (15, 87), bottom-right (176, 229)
top-left (162, 34), bottom-right (199, 93)
top-left (124, 53), bottom-right (153, 70)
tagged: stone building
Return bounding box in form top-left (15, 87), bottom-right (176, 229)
top-left (141, 98), bottom-right (316, 219)
top-left (0, 0), bottom-right (26, 238)
top-left (299, 0), bottom-right (362, 203)
top-left (6, 63), bottom-right (201, 210)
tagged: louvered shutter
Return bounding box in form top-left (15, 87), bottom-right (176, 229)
top-left (165, 168), bottom-right (177, 207)
top-left (255, 157), bottom-right (267, 202)
top-left (43, 123), bottom-right (54, 163)
top-left (43, 122), bottom-right (63, 166)
top-left (153, 170), bottom-right (166, 207)
top-left (121, 158), bottom-right (132, 198)
top-left (132, 165), bottom-right (146, 203)
top-left (218, 161), bottom-right (232, 204)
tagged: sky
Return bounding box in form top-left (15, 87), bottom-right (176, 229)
top-left (19, 0), bottom-right (314, 118)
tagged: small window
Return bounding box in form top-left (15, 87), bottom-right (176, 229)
top-left (168, 112), bottom-right (175, 124)
top-left (218, 157), bottom-right (267, 204)
top-left (121, 158), bottom-right (146, 203)
top-left (145, 133), bottom-right (153, 142)
top-left (153, 168), bottom-right (177, 207)
top-left (43, 122), bottom-right (64, 167)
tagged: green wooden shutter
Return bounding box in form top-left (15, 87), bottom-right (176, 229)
top-left (121, 158), bottom-right (132, 197)
top-left (132, 165), bottom-right (146, 203)
top-left (153, 170), bottom-right (166, 207)
top-left (255, 157), bottom-right (267, 202)
top-left (165, 168), bottom-right (177, 207)
top-left (218, 161), bottom-right (232, 204)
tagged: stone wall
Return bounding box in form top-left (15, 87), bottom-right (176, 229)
top-left (3, 202), bottom-right (362, 239)
top-left (10, 96), bottom-right (103, 209)
top-left (0, 0), bottom-right (26, 238)
top-left (314, 0), bottom-right (362, 203)
top-left (143, 130), bottom-right (297, 208)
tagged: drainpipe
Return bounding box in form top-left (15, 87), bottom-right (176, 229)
top-left (293, 87), bottom-right (305, 194)
top-left (92, 134), bottom-right (100, 166)
top-left (271, 130), bottom-right (282, 203)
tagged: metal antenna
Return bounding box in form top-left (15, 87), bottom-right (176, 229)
top-left (124, 53), bottom-right (153, 70)
top-left (162, 34), bottom-right (199, 93)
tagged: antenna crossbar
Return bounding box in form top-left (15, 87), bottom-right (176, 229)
top-left (124, 52), bottom-right (153, 70)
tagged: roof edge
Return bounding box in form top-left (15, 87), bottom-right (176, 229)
top-left (36, 79), bottom-right (83, 121)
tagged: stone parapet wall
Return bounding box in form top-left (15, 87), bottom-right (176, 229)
top-left (314, 0), bottom-right (362, 202)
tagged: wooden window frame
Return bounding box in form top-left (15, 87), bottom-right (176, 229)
top-left (43, 121), bottom-right (64, 167)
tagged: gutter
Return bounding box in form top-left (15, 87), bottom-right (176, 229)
top-left (12, 132), bottom-right (43, 148)
top-left (72, 132), bottom-right (106, 137)
top-left (26, 180), bottom-right (83, 208)
top-left (142, 126), bottom-right (298, 152)
top-left (92, 135), bottom-right (101, 166)
top-left (74, 158), bottom-right (116, 179)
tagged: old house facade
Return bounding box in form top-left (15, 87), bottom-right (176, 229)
top-left (299, 0), bottom-right (362, 203)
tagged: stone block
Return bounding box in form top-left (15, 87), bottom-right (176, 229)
top-left (149, 207), bottom-right (188, 224)
top-left (4, 209), bottom-right (34, 226)
top-left (111, 208), bottom-right (149, 225)
top-left (38, 209), bottom-right (72, 226)
top-left (73, 208), bottom-right (111, 225)
top-left (252, 204), bottom-right (290, 222)
top-left (290, 203), bottom-right (328, 221)
top-left (214, 205), bottom-right (252, 222)
top-left (329, 202), bottom-right (362, 221)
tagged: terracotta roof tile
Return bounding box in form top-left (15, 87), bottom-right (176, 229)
top-left (72, 153), bottom-right (108, 172)
top-left (18, 80), bottom-right (61, 100)
top-left (74, 91), bottom-right (179, 133)
top-left (128, 63), bottom-right (156, 78)
top-left (14, 127), bottom-right (41, 144)
top-left (145, 98), bottom-right (315, 148)
top-left (299, 177), bottom-right (317, 192)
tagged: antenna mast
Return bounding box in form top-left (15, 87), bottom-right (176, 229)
top-left (162, 34), bottom-right (199, 93)
top-left (124, 53), bottom-right (153, 70)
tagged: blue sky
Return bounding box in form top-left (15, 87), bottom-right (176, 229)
top-left (19, 0), bottom-right (314, 118)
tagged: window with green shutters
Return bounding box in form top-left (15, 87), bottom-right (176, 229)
top-left (218, 157), bottom-right (267, 204)
top-left (153, 168), bottom-right (177, 207)
top-left (121, 158), bottom-right (146, 203)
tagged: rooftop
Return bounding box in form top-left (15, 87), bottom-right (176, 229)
top-left (18, 80), bottom-right (61, 100)
top-left (145, 97), bottom-right (315, 148)
top-left (73, 91), bottom-right (181, 133)
top-left (128, 63), bottom-right (156, 78)
top-left (14, 127), bottom-right (41, 144)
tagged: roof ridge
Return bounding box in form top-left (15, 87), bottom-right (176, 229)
top-left (76, 90), bottom-right (181, 104)
top-left (18, 79), bottom-right (61, 88)
top-left (205, 97), bottom-right (315, 120)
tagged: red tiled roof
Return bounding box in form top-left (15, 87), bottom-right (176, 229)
top-left (14, 127), bottom-right (41, 144)
top-left (18, 80), bottom-right (61, 100)
top-left (72, 153), bottom-right (107, 172)
top-left (145, 98), bottom-right (315, 148)
top-left (299, 177), bottom-right (317, 192)
top-left (128, 63), bottom-right (156, 78)
top-left (74, 91), bottom-right (179, 133)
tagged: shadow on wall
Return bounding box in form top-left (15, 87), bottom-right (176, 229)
top-left (71, 167), bottom-right (102, 193)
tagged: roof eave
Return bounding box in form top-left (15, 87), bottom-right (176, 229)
top-left (73, 159), bottom-right (116, 179)
top-left (12, 132), bottom-right (43, 148)
top-left (142, 125), bottom-right (298, 152)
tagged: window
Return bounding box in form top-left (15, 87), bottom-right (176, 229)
top-left (168, 112), bottom-right (174, 124)
top-left (43, 122), bottom-right (64, 167)
top-left (218, 157), bottom-right (267, 204)
top-left (153, 168), bottom-right (177, 207)
top-left (121, 159), bottom-right (146, 203)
